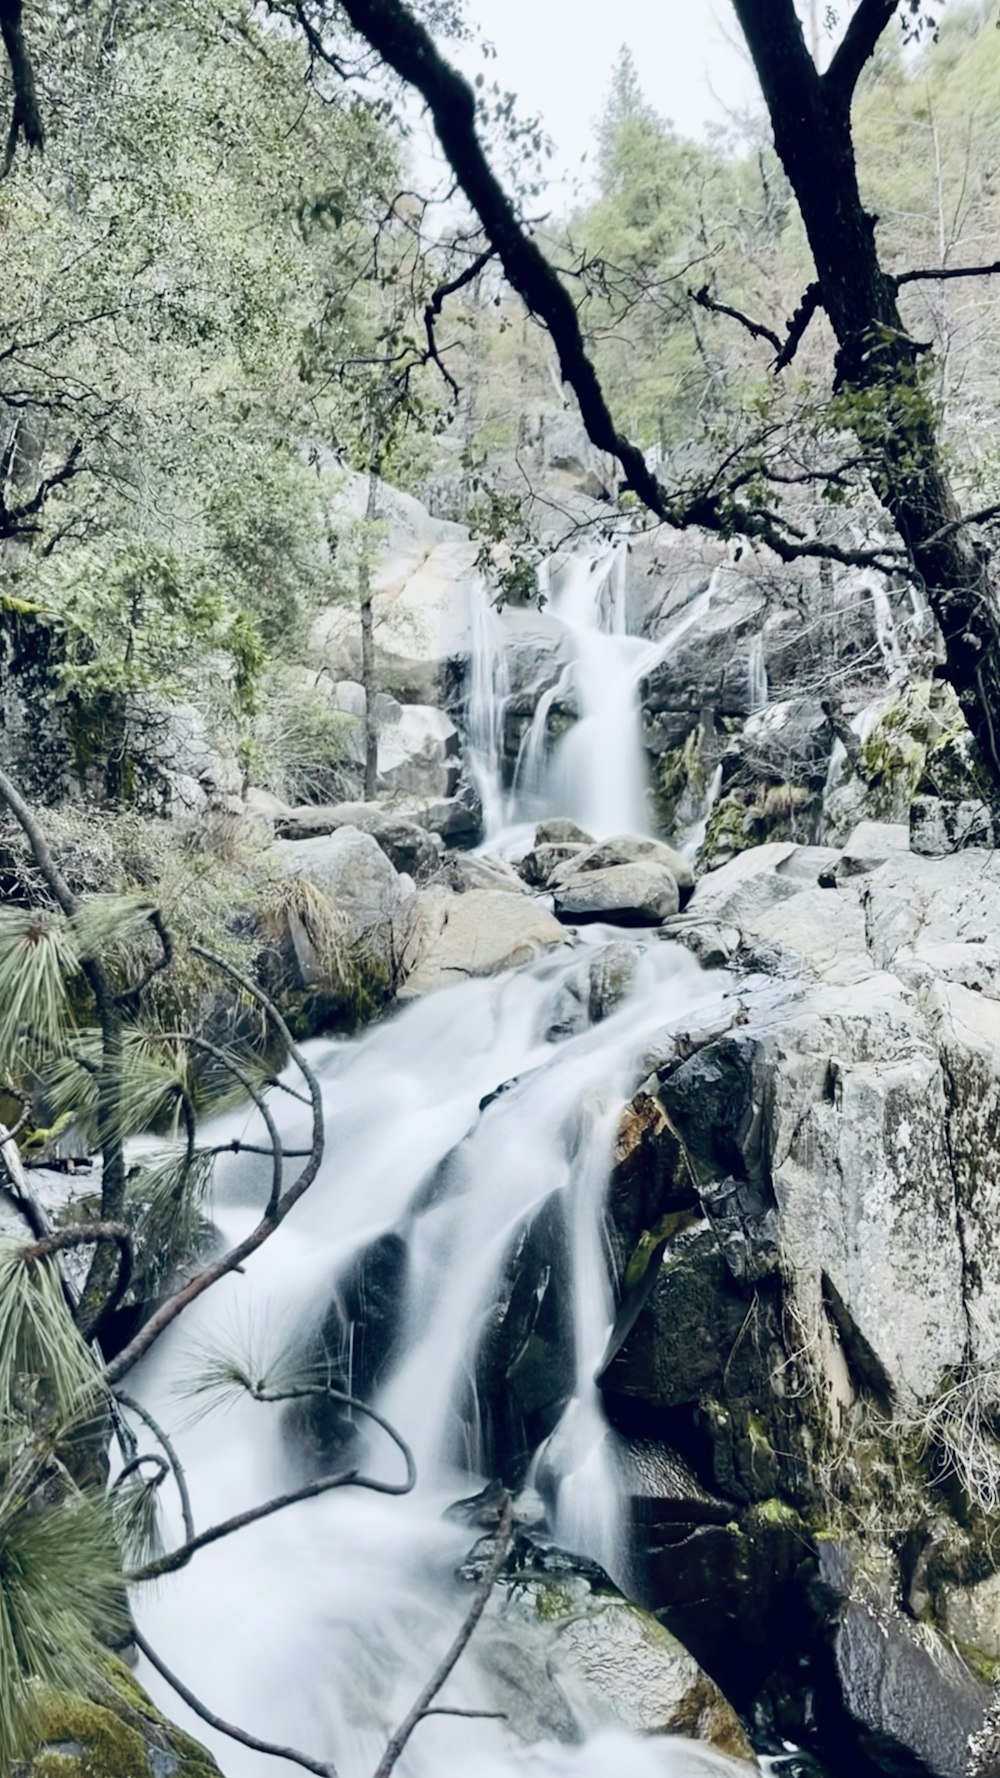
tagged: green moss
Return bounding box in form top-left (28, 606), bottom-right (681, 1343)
top-left (22, 1661), bottom-right (220, 1778)
top-left (702, 794), bottom-right (753, 864)
top-left (751, 1496), bottom-right (799, 1528)
top-left (29, 1696), bottom-right (147, 1778)
top-left (952, 1639), bottom-right (1000, 1685)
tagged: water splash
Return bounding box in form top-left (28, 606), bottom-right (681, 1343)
top-left (126, 939), bottom-right (737, 1778)
top-left (747, 634), bottom-right (768, 713)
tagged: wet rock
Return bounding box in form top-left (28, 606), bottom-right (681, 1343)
top-left (600, 1223), bottom-right (755, 1410)
top-left (290, 1231), bottom-right (408, 1463)
top-left (534, 818), bottom-right (595, 846)
top-left (473, 1539), bottom-right (754, 1761)
top-left (399, 888), bottom-right (566, 998)
top-left (475, 1194), bottom-right (575, 1483)
top-left (820, 1554), bottom-right (988, 1778)
top-left (553, 862), bottom-right (680, 927)
top-left (549, 833), bottom-right (695, 903)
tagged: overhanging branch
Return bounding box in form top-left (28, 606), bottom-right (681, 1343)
top-left (824, 0), bottom-right (900, 109)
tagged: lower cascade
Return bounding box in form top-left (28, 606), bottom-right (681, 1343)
top-left (127, 937), bottom-right (751, 1778)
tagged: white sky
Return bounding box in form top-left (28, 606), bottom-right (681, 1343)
top-left (454, 0), bottom-right (760, 188)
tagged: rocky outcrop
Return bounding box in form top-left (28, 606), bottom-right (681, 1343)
top-left (465, 1530), bottom-right (754, 1763)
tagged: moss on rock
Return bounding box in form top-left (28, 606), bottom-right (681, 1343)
top-left (20, 1659), bottom-right (220, 1778)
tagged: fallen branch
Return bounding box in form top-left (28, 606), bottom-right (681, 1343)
top-left (132, 1626), bottom-right (335, 1778)
top-left (371, 1492), bottom-right (514, 1778)
top-left (128, 1386), bottom-right (413, 1582)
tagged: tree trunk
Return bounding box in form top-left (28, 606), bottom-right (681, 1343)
top-left (732, 0), bottom-right (1000, 790)
top-left (360, 469), bottom-right (380, 802)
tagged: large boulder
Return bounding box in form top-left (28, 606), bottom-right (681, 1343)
top-left (312, 469), bottom-right (477, 702)
top-left (275, 802), bottom-right (441, 877)
top-left (553, 862), bottom-right (680, 927)
top-left (273, 825), bottom-right (417, 1010)
top-left (550, 833), bottom-right (695, 900)
top-left (274, 825), bottom-right (407, 928)
top-left (376, 703), bottom-right (460, 800)
top-left (471, 1538), bottom-right (753, 1762)
top-left (399, 888), bottom-right (566, 997)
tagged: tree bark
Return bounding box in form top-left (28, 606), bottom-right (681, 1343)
top-left (731, 0), bottom-right (1000, 788)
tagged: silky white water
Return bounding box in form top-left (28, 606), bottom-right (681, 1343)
top-left (126, 935), bottom-right (743, 1778)
top-left (472, 547), bottom-right (714, 849)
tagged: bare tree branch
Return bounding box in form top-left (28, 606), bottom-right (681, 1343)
top-left (896, 259), bottom-right (1000, 288)
top-left (371, 1493), bottom-right (514, 1778)
top-left (690, 284), bottom-right (782, 355)
top-left (114, 1390), bottom-right (196, 1545)
top-left (774, 280), bottom-right (823, 371)
top-left (131, 1626), bottom-right (335, 1778)
top-left (21, 1220), bottom-right (133, 1324)
top-left (129, 1384), bottom-right (414, 1582)
top-left (424, 245), bottom-right (496, 398)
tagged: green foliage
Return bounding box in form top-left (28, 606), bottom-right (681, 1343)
top-left (0, 911), bottom-right (79, 1071)
top-left (0, 1493), bottom-right (125, 1774)
top-left (0, 1240), bottom-right (98, 1427)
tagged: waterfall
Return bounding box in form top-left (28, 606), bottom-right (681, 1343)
top-left (678, 762), bottom-right (724, 861)
top-left (466, 577), bottom-right (511, 838)
top-left (865, 572), bottom-right (907, 684)
top-left (747, 634), bottom-right (768, 713)
top-left (125, 939), bottom-right (740, 1778)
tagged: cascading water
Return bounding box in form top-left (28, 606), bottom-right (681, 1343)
top-left (126, 937), bottom-right (745, 1778)
top-left (747, 635), bottom-right (768, 714)
top-left (466, 574), bottom-right (511, 838)
top-left (473, 548), bottom-right (715, 848)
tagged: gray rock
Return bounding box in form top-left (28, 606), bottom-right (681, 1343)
top-left (399, 888), bottom-right (566, 997)
top-left (476, 1547), bottom-right (752, 1760)
top-left (377, 704), bottom-right (460, 800)
top-left (519, 841), bottom-right (588, 887)
top-left (834, 819), bottom-right (910, 879)
top-left (735, 695), bottom-right (835, 791)
top-left (826, 1559), bottom-right (988, 1778)
top-left (941, 1571), bottom-right (1000, 1662)
top-left (910, 793), bottom-right (995, 855)
top-left (445, 851), bottom-right (528, 896)
top-left (534, 818), bottom-right (595, 846)
top-left (274, 826), bottom-right (409, 938)
top-left (275, 803), bottom-right (441, 878)
top-left (550, 832), bottom-right (695, 901)
top-left (553, 862), bottom-right (680, 927)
